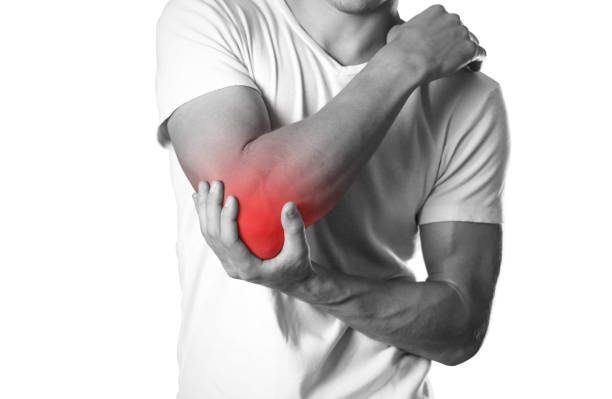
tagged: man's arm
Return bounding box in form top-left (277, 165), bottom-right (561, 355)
top-left (193, 179), bottom-right (502, 366)
top-left (286, 221), bottom-right (502, 366)
top-left (168, 5), bottom-right (485, 258)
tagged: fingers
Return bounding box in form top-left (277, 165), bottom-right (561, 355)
top-left (260, 201), bottom-right (310, 287)
top-left (426, 4), bottom-right (446, 15)
top-left (192, 180), bottom-right (264, 282)
top-left (193, 181), bottom-right (210, 237)
top-left (220, 195), bottom-right (239, 246)
top-left (194, 180), bottom-right (237, 246)
top-left (469, 39), bottom-right (487, 63)
top-left (444, 9), bottom-right (485, 72)
top-left (206, 180), bottom-right (224, 238)
top-left (460, 22), bottom-right (486, 69)
top-left (279, 202), bottom-right (308, 258)
top-left (468, 30), bottom-right (479, 45)
top-left (455, 23), bottom-right (485, 71)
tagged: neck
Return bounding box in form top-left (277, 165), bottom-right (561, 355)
top-left (285, 0), bottom-right (400, 66)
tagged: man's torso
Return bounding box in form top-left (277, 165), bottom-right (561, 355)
top-left (163, 0), bottom-right (500, 397)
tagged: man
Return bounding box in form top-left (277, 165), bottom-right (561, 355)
top-left (155, 0), bottom-right (509, 397)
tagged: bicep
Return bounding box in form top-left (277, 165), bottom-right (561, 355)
top-left (420, 221), bottom-right (502, 310)
top-left (167, 86), bottom-right (290, 259)
top-left (167, 85), bottom-right (271, 189)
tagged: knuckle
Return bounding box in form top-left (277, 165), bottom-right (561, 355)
top-left (466, 40), bottom-right (478, 54)
top-left (455, 25), bottom-right (469, 39)
top-left (221, 235), bottom-right (236, 249)
top-left (431, 4), bottom-right (446, 13)
top-left (226, 239), bottom-right (241, 251)
top-left (288, 223), bottom-right (305, 235)
top-left (448, 13), bottom-right (460, 23)
top-left (220, 208), bottom-right (234, 220)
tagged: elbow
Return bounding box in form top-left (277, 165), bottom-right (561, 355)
top-left (435, 320), bottom-right (489, 366)
top-left (208, 169), bottom-right (305, 260)
top-left (436, 339), bottom-right (482, 366)
top-left (188, 165), bottom-right (288, 259)
top-left (187, 151), bottom-right (324, 259)
top-left (230, 177), bottom-right (288, 259)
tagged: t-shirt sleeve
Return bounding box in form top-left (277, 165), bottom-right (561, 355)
top-left (417, 84), bottom-right (510, 225)
top-left (155, 0), bottom-right (261, 146)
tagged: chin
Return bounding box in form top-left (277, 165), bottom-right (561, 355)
top-left (326, 0), bottom-right (392, 14)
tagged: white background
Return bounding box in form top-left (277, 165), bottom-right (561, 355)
top-left (1, 0), bottom-right (610, 398)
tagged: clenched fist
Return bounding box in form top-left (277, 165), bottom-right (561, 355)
top-left (384, 4), bottom-right (486, 81)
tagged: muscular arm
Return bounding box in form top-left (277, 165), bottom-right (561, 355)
top-left (169, 49), bottom-right (418, 258)
top-left (167, 5), bottom-right (484, 258)
top-left (287, 221), bottom-right (502, 366)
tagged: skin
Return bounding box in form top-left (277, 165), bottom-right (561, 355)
top-left (284, 0), bottom-right (400, 65)
top-left (171, 3), bottom-right (498, 365)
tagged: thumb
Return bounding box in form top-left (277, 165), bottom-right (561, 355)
top-left (280, 201), bottom-right (307, 255)
top-left (386, 17), bottom-right (404, 44)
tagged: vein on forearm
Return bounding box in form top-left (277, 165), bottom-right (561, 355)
top-left (297, 263), bottom-right (472, 358)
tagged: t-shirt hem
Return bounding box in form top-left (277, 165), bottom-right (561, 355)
top-left (418, 203), bottom-right (503, 225)
top-left (156, 81), bottom-right (262, 147)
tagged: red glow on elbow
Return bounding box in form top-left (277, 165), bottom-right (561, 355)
top-left (222, 174), bottom-right (314, 260)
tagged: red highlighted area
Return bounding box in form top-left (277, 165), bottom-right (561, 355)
top-left (214, 165), bottom-right (320, 260)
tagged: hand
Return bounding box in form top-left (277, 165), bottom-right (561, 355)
top-left (192, 180), bottom-right (314, 291)
top-left (385, 4), bottom-right (486, 81)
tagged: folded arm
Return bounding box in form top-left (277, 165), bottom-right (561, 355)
top-left (192, 181), bottom-right (502, 366)
top-left (169, 52), bottom-right (417, 259)
top-left (167, 5), bottom-right (485, 258)
top-left (289, 221), bottom-right (502, 366)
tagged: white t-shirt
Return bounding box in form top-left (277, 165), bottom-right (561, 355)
top-left (155, 0), bottom-right (509, 397)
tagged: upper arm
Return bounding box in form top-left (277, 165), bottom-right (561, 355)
top-left (417, 83), bottom-right (510, 225)
top-left (169, 88), bottom-right (291, 260)
top-left (167, 86), bottom-right (271, 189)
top-left (156, 0), bottom-right (269, 159)
top-left (156, 0), bottom-right (286, 258)
top-left (420, 221), bottom-right (502, 337)
top-left (416, 79), bottom-right (508, 311)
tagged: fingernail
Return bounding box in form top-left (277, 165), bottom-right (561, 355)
top-left (286, 203), bottom-right (297, 218)
top-left (224, 196), bottom-right (233, 208)
top-left (211, 180), bottom-right (220, 192)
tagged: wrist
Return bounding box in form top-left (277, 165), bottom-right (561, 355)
top-left (281, 261), bottom-right (345, 306)
top-left (375, 42), bottom-right (429, 87)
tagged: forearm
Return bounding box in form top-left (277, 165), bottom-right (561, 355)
top-left (240, 48), bottom-right (420, 212)
top-left (287, 262), bottom-right (487, 366)
top-left (206, 48), bottom-right (422, 258)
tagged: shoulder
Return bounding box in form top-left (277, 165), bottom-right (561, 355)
top-left (441, 70), bottom-right (501, 96)
top-left (427, 70), bottom-right (502, 114)
top-left (420, 71), bottom-right (506, 137)
top-left (417, 70), bottom-right (508, 162)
